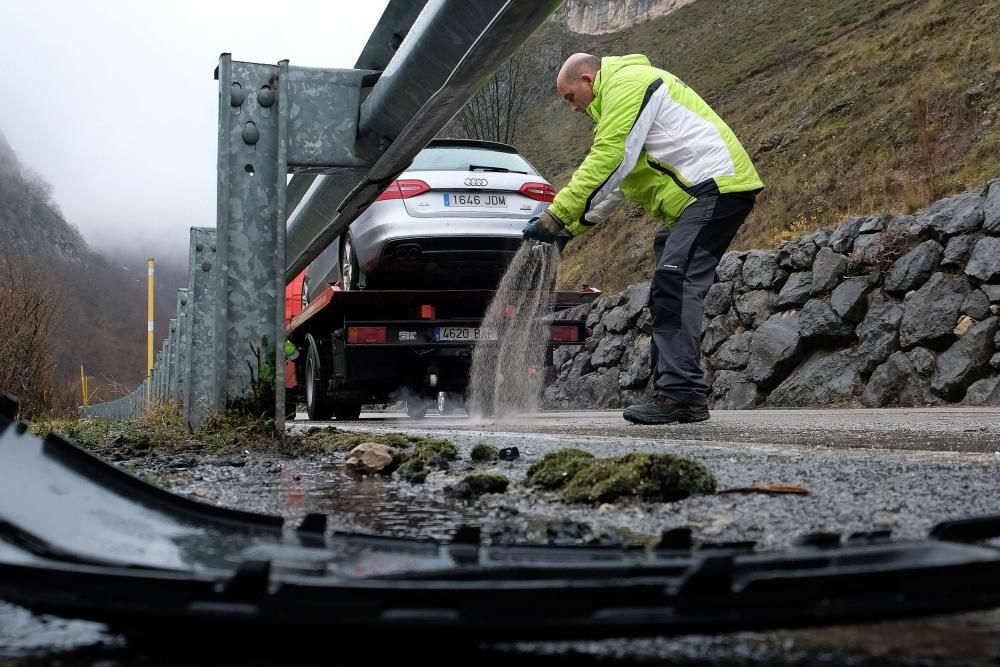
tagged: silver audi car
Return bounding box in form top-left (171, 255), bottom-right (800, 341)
top-left (301, 139), bottom-right (555, 302)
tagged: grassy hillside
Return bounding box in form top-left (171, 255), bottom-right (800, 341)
top-left (516, 0), bottom-right (1000, 292)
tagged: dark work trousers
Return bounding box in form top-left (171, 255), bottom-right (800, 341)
top-left (649, 191), bottom-right (756, 405)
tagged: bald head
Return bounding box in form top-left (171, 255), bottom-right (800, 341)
top-left (557, 53), bottom-right (601, 113)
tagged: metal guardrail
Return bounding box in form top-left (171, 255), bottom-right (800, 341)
top-left (80, 0), bottom-right (563, 424)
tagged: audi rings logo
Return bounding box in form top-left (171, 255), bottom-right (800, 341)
top-left (464, 177), bottom-right (488, 187)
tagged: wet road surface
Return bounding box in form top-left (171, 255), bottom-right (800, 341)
top-left (3, 407), bottom-right (1000, 665)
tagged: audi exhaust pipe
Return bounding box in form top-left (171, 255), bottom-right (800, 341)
top-left (394, 244), bottom-right (422, 261)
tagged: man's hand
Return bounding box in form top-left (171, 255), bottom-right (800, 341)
top-left (522, 210), bottom-right (565, 243)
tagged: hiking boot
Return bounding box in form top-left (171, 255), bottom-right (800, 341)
top-left (622, 396), bottom-right (710, 425)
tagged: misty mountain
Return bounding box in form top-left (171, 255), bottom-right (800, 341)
top-left (1, 130), bottom-right (186, 409)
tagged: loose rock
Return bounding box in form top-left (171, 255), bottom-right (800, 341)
top-left (799, 299), bottom-right (855, 346)
top-left (984, 180), bottom-right (1000, 234)
top-left (856, 295), bottom-right (903, 372)
top-left (715, 252), bottom-right (744, 282)
top-left (344, 442), bottom-right (401, 475)
top-left (830, 279), bottom-right (869, 322)
top-left (734, 289), bottom-right (776, 328)
top-left (710, 331), bottom-right (753, 370)
top-left (942, 234), bottom-right (977, 269)
top-left (899, 272), bottom-right (970, 350)
top-left (862, 352), bottom-right (941, 407)
top-left (776, 271), bottom-right (813, 309)
top-left (811, 247), bottom-right (848, 294)
top-left (742, 250), bottom-right (780, 289)
top-left (964, 236), bottom-right (1000, 282)
top-left (885, 240), bottom-right (941, 295)
top-left (746, 312), bottom-right (803, 389)
top-left (704, 281), bottom-right (733, 317)
top-left (618, 334), bottom-right (652, 389)
top-left (710, 370), bottom-right (759, 409)
top-left (963, 290), bottom-right (992, 321)
top-left (931, 317), bottom-right (999, 400)
top-left (910, 191), bottom-right (984, 240)
top-left (769, 351), bottom-right (862, 407)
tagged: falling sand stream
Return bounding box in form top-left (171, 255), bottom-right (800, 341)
top-left (468, 241), bottom-right (560, 418)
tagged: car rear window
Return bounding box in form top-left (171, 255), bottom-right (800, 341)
top-left (408, 147), bottom-right (536, 174)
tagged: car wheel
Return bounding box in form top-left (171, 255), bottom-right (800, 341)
top-left (300, 277), bottom-right (310, 309)
top-left (406, 399), bottom-right (428, 419)
top-left (333, 401), bottom-right (362, 420)
top-left (305, 338), bottom-right (333, 420)
top-left (437, 391), bottom-right (448, 415)
top-left (341, 234), bottom-right (361, 291)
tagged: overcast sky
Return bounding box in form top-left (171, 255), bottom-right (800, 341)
top-left (1, 0), bottom-right (389, 262)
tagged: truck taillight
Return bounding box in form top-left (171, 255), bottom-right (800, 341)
top-left (375, 179), bottom-right (431, 201)
top-left (518, 182), bottom-right (556, 202)
top-left (550, 325), bottom-right (580, 343)
top-left (420, 304), bottom-right (435, 319)
top-left (347, 326), bottom-right (387, 344)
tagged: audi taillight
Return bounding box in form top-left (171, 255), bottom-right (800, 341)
top-left (550, 325), bottom-right (580, 343)
top-left (519, 182), bottom-right (556, 202)
top-left (347, 326), bottom-right (387, 344)
top-left (375, 179), bottom-right (431, 201)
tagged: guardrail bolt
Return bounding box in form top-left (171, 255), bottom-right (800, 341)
top-left (258, 86), bottom-right (275, 108)
top-left (242, 121), bottom-right (260, 145)
top-left (230, 82), bottom-right (246, 107)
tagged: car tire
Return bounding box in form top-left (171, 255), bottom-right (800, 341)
top-left (341, 234), bottom-right (361, 291)
top-left (405, 400), bottom-right (428, 419)
top-left (333, 401), bottom-right (362, 421)
top-left (300, 277), bottom-right (310, 309)
top-left (305, 337), bottom-right (333, 420)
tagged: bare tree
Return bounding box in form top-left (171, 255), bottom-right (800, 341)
top-left (0, 252), bottom-right (60, 416)
top-left (455, 50), bottom-right (528, 145)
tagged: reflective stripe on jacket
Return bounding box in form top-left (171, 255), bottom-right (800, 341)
top-left (547, 54), bottom-right (764, 236)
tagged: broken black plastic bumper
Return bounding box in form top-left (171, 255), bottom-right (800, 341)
top-left (1, 403), bottom-right (999, 642)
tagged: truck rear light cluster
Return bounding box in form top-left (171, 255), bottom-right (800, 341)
top-left (375, 179), bottom-right (432, 201)
top-left (347, 326), bottom-right (387, 344)
top-left (550, 325), bottom-right (580, 343)
top-left (420, 304), bottom-right (436, 319)
top-left (518, 182), bottom-right (556, 202)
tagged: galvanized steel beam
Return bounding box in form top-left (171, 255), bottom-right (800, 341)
top-left (175, 289), bottom-right (189, 409)
top-left (167, 318), bottom-right (179, 402)
top-left (184, 228), bottom-right (218, 428)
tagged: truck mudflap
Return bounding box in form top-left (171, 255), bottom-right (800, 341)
top-left (2, 402), bottom-right (1000, 644)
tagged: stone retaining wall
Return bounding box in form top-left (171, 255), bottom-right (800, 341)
top-left (543, 179), bottom-right (1000, 409)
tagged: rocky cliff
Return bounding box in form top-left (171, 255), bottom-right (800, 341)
top-left (0, 131), bottom-right (85, 264)
top-left (544, 179), bottom-right (1000, 410)
top-left (559, 0), bottom-right (696, 34)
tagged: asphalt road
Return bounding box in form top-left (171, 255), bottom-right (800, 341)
top-left (322, 406), bottom-right (1000, 453)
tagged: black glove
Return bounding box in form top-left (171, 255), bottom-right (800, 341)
top-left (522, 210), bottom-right (564, 243)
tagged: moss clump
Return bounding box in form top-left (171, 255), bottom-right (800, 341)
top-left (297, 428), bottom-right (422, 453)
top-left (470, 443), bottom-right (500, 462)
top-left (449, 473), bottom-right (509, 499)
top-left (28, 406), bottom-right (436, 459)
top-left (525, 449), bottom-right (595, 489)
top-left (560, 453), bottom-right (716, 504)
top-left (397, 438), bottom-right (460, 484)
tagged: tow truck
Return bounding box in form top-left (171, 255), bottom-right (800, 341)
top-left (283, 275), bottom-right (598, 420)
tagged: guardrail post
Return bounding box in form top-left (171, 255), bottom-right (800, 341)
top-left (214, 55), bottom-right (286, 415)
top-left (175, 289), bottom-right (189, 411)
top-left (167, 318), bottom-right (179, 403)
top-left (184, 227), bottom-right (219, 428)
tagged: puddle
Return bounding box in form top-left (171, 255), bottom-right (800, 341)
top-left (276, 463), bottom-right (484, 541)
